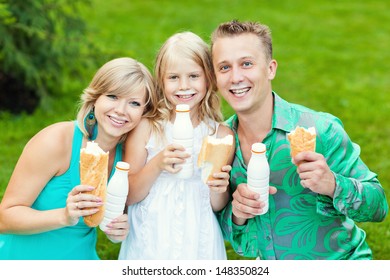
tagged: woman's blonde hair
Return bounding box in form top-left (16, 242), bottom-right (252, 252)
top-left (77, 57), bottom-right (158, 143)
top-left (154, 32), bottom-right (223, 129)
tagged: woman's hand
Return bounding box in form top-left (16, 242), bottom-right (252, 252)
top-left (64, 185), bottom-right (103, 226)
top-left (103, 213), bottom-right (129, 243)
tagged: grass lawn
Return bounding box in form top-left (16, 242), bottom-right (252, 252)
top-left (1, 0), bottom-right (389, 260)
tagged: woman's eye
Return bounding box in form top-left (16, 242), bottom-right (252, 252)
top-left (129, 101), bottom-right (141, 107)
top-left (168, 75), bottom-right (178, 80)
top-left (106, 94), bottom-right (117, 99)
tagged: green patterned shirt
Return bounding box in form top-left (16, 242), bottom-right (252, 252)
top-left (218, 92), bottom-right (388, 260)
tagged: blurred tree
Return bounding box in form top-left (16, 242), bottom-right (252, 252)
top-left (0, 0), bottom-right (95, 114)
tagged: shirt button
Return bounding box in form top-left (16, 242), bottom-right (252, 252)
top-left (266, 236), bottom-right (271, 241)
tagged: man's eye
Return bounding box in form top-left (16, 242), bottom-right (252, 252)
top-left (220, 65), bottom-right (229, 72)
top-left (243, 61), bottom-right (253, 67)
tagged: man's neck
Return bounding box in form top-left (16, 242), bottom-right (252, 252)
top-left (235, 92), bottom-right (274, 163)
top-left (236, 92), bottom-right (274, 144)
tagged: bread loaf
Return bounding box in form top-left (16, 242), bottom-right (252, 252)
top-left (80, 141), bottom-right (108, 227)
top-left (287, 126), bottom-right (316, 157)
top-left (197, 134), bottom-right (233, 183)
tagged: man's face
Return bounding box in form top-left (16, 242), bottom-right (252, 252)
top-left (212, 33), bottom-right (276, 115)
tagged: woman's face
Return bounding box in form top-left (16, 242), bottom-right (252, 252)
top-left (93, 89), bottom-right (146, 141)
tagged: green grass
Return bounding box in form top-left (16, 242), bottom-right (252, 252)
top-left (1, 0), bottom-right (389, 260)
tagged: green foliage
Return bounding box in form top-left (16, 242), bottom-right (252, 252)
top-left (0, 0), bottom-right (389, 260)
top-left (0, 0), bottom-right (99, 113)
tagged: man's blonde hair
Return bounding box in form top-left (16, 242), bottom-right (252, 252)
top-left (211, 20), bottom-right (273, 62)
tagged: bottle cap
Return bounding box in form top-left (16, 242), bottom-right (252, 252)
top-left (116, 161), bottom-right (130, 171)
top-left (176, 104), bottom-right (190, 112)
top-left (251, 143), bottom-right (266, 154)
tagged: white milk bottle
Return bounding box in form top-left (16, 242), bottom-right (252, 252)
top-left (99, 161), bottom-right (129, 231)
top-left (247, 142), bottom-right (270, 215)
top-left (172, 104), bottom-right (194, 179)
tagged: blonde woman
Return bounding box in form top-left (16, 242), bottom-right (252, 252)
top-left (0, 57), bottom-right (157, 259)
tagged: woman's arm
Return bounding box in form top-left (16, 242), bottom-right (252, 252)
top-left (0, 122), bottom-right (89, 234)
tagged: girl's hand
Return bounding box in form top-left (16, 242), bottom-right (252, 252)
top-left (207, 165), bottom-right (232, 193)
top-left (65, 185), bottom-right (103, 226)
top-left (104, 214), bottom-right (129, 243)
top-left (158, 143), bottom-right (190, 174)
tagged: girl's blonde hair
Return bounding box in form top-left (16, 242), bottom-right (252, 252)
top-left (77, 57), bottom-right (158, 143)
top-left (154, 32), bottom-right (223, 129)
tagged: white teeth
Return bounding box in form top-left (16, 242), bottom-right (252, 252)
top-left (176, 90), bottom-right (196, 99)
top-left (177, 94), bottom-right (193, 99)
top-left (231, 88), bottom-right (248, 95)
top-left (109, 116), bottom-right (126, 125)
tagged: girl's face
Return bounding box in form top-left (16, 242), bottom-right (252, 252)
top-left (163, 57), bottom-right (207, 116)
top-left (94, 90), bottom-right (146, 142)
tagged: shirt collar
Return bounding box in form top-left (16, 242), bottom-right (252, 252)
top-left (272, 92), bottom-right (296, 133)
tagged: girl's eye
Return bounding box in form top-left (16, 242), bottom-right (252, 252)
top-left (168, 75), bottom-right (178, 80)
top-left (190, 74), bottom-right (200, 79)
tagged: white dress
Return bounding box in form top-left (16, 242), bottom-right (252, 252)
top-left (118, 121), bottom-right (227, 260)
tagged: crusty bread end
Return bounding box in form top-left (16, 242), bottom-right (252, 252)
top-left (80, 142), bottom-right (108, 227)
top-left (197, 135), bottom-right (233, 183)
top-left (287, 126), bottom-right (316, 157)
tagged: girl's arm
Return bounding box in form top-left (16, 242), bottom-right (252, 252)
top-left (208, 124), bottom-right (235, 212)
top-left (124, 119), bottom-right (190, 205)
top-left (123, 119), bottom-right (153, 205)
top-left (0, 122), bottom-right (100, 234)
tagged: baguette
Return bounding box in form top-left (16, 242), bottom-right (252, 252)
top-left (287, 126), bottom-right (316, 157)
top-left (197, 134), bottom-right (233, 183)
top-left (80, 141), bottom-right (108, 227)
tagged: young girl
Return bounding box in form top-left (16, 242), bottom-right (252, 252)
top-left (118, 32), bottom-right (234, 260)
top-left (0, 57), bottom-right (157, 259)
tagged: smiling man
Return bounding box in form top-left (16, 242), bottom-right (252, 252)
top-left (211, 20), bottom-right (388, 260)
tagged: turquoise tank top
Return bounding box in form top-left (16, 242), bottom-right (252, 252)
top-left (0, 121), bottom-right (122, 260)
